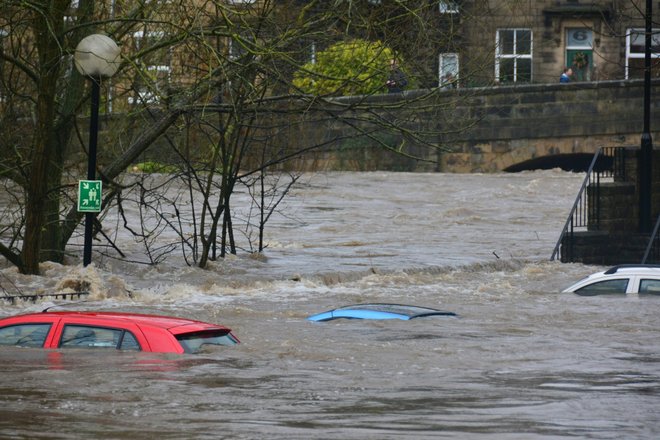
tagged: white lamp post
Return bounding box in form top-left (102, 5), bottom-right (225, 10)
top-left (74, 34), bottom-right (120, 266)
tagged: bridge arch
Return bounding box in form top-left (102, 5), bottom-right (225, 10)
top-left (412, 79), bottom-right (658, 172)
top-left (503, 153), bottom-right (605, 172)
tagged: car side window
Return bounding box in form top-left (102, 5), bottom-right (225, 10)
top-left (119, 332), bottom-right (141, 351)
top-left (575, 279), bottom-right (629, 295)
top-left (639, 279), bottom-right (660, 295)
top-left (0, 324), bottom-right (51, 347)
top-left (60, 325), bottom-right (140, 350)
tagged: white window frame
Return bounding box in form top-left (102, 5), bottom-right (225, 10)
top-left (133, 30), bottom-right (166, 42)
top-left (625, 28), bottom-right (660, 79)
top-left (495, 28), bottom-right (533, 83)
top-left (439, 1), bottom-right (459, 14)
top-left (129, 31), bottom-right (171, 105)
top-left (439, 52), bottom-right (459, 88)
top-left (228, 38), bottom-right (240, 60)
top-left (127, 90), bottom-right (159, 105)
top-left (64, 0), bottom-right (80, 23)
top-left (229, 36), bottom-right (254, 61)
top-left (309, 41), bottom-right (317, 65)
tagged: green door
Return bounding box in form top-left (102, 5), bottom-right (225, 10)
top-left (566, 50), bottom-right (593, 81)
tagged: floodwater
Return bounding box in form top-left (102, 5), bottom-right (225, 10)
top-left (1, 171), bottom-right (659, 439)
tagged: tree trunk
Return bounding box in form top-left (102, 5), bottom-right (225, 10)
top-left (39, 134), bottom-right (65, 263)
top-left (21, 4), bottom-right (66, 274)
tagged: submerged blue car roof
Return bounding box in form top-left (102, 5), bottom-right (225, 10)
top-left (307, 303), bottom-right (457, 322)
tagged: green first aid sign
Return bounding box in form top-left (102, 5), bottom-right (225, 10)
top-left (78, 180), bottom-right (102, 212)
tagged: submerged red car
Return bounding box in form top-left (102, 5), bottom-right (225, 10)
top-left (0, 311), bottom-right (239, 354)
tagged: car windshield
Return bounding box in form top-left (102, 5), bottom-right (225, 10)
top-left (175, 330), bottom-right (238, 354)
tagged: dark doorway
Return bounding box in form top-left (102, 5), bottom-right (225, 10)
top-left (504, 153), bottom-right (612, 173)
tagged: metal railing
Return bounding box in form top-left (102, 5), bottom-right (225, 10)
top-left (0, 291), bottom-right (89, 304)
top-left (551, 147), bottom-right (624, 262)
top-left (642, 214), bottom-right (660, 264)
top-left (1, 243), bottom-right (93, 304)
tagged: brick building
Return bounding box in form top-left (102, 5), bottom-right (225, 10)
top-left (387, 0), bottom-right (660, 88)
top-left (1, 0), bottom-right (657, 107)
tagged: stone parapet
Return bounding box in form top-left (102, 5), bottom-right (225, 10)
top-left (83, 79), bottom-right (660, 174)
top-left (314, 79), bottom-right (660, 172)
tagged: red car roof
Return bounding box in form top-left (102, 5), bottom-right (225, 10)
top-left (6, 311), bottom-right (227, 333)
top-left (0, 310), bottom-right (238, 354)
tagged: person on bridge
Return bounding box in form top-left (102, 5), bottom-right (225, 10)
top-left (560, 67), bottom-right (573, 83)
top-left (386, 59), bottom-right (408, 93)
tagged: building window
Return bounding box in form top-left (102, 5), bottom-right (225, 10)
top-left (439, 53), bottom-right (459, 88)
top-left (625, 28), bottom-right (660, 79)
top-left (439, 1), bottom-right (458, 13)
top-left (229, 32), bottom-right (256, 61)
top-left (309, 41), bottom-right (317, 65)
top-left (495, 29), bottom-right (532, 83)
top-left (129, 31), bottom-right (171, 105)
top-left (228, 38), bottom-right (244, 60)
top-left (64, 0), bottom-right (79, 23)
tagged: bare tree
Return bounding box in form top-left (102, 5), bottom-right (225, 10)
top-left (0, 0), bottom-right (510, 273)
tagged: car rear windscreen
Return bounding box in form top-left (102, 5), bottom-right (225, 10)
top-left (175, 330), bottom-right (238, 353)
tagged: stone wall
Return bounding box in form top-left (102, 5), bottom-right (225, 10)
top-left (596, 148), bottom-right (660, 232)
top-left (458, 1), bottom-right (656, 86)
top-left (560, 231), bottom-right (652, 265)
top-left (559, 149), bottom-right (660, 265)
top-left (311, 79), bottom-right (660, 173)
top-left (94, 79), bottom-right (660, 174)
top-left (441, 79), bottom-right (660, 172)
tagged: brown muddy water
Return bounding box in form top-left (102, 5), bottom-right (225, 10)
top-left (0, 171), bottom-right (658, 439)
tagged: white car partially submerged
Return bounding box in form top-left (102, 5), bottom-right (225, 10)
top-left (563, 265), bottom-right (660, 295)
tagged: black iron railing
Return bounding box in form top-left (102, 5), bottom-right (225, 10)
top-left (551, 147), bottom-right (624, 262)
top-left (642, 214), bottom-right (660, 264)
top-left (0, 291), bottom-right (89, 304)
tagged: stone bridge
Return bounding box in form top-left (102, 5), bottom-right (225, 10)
top-left (309, 79), bottom-right (660, 173)
top-left (101, 79), bottom-right (659, 174)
